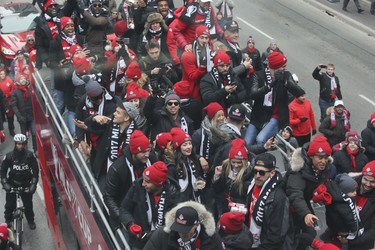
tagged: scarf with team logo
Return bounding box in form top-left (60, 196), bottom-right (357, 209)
top-left (180, 3), bottom-right (215, 33)
top-left (145, 189), bottom-right (167, 231)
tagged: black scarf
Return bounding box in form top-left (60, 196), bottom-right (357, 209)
top-left (211, 67), bottom-right (233, 88)
top-left (252, 174), bottom-right (279, 226)
top-left (149, 27), bottom-right (163, 37)
top-left (180, 2), bottom-right (213, 29)
top-left (146, 189), bottom-right (167, 230)
top-left (199, 127), bottom-right (210, 161)
top-left (342, 193), bottom-right (364, 240)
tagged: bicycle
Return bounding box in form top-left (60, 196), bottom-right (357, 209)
top-left (9, 186), bottom-right (29, 247)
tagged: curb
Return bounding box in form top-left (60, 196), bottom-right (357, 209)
top-left (303, 0), bottom-right (375, 37)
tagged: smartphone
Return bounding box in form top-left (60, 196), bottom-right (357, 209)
top-left (320, 65), bottom-right (327, 69)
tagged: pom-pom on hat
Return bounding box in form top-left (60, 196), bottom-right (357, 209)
top-left (229, 138), bottom-right (248, 160)
top-left (129, 130), bottom-right (151, 154)
top-left (203, 102), bottom-right (224, 120)
top-left (195, 25), bottom-right (209, 38)
top-left (307, 135), bottom-right (332, 156)
top-left (267, 52), bottom-right (287, 69)
top-left (143, 161), bottom-right (168, 187)
top-left (362, 160), bottom-right (375, 178)
top-left (114, 20), bottom-right (128, 36)
top-left (125, 61), bottom-right (142, 79)
top-left (171, 128), bottom-right (191, 149)
top-left (214, 50), bottom-right (230, 67)
top-left (219, 212), bottom-right (245, 234)
top-left (335, 173), bottom-right (358, 194)
top-left (60, 17), bottom-right (74, 30)
top-left (247, 36), bottom-right (255, 44)
top-left (156, 132), bottom-right (172, 150)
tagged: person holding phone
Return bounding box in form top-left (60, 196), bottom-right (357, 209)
top-left (312, 63), bottom-right (343, 122)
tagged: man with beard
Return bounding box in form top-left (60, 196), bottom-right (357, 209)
top-left (1, 134), bottom-right (39, 230)
top-left (246, 153), bottom-right (291, 249)
top-left (200, 49), bottom-right (246, 110)
top-left (104, 130), bottom-right (157, 229)
top-left (119, 161), bottom-right (181, 249)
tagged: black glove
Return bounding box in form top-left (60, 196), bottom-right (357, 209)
top-left (296, 233), bottom-right (314, 246)
top-left (1, 179), bottom-right (11, 192)
top-left (299, 117), bottom-right (308, 123)
top-left (199, 54), bottom-right (207, 66)
top-left (312, 129), bottom-right (317, 135)
top-left (29, 178), bottom-right (38, 194)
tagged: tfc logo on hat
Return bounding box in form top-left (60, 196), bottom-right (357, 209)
top-left (232, 109), bottom-right (241, 117)
top-left (177, 214), bottom-right (187, 225)
top-left (363, 167), bottom-right (374, 177)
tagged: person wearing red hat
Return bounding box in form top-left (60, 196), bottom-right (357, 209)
top-left (212, 138), bottom-right (251, 217)
top-left (0, 69), bottom-right (16, 136)
top-left (119, 161), bottom-right (181, 249)
top-left (154, 132), bottom-right (175, 163)
top-left (218, 212), bottom-right (253, 250)
top-left (0, 222), bottom-right (19, 249)
top-left (361, 112), bottom-right (375, 162)
top-left (103, 129), bottom-right (157, 229)
top-left (200, 49), bottom-right (247, 111)
top-left (244, 51), bottom-right (304, 147)
top-left (170, 128), bottom-right (208, 204)
top-left (125, 61), bottom-right (142, 86)
top-left (312, 63), bottom-right (343, 122)
top-left (124, 82), bottom-right (149, 132)
top-left (286, 135), bottom-right (334, 249)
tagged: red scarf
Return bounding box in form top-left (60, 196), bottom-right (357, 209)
top-left (14, 85), bottom-right (28, 100)
top-left (249, 185), bottom-right (261, 227)
top-left (47, 21), bottom-right (58, 39)
top-left (247, 47), bottom-right (255, 54)
top-left (346, 146), bottom-right (359, 171)
top-left (330, 109), bottom-right (350, 131)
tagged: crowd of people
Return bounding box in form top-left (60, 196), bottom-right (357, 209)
top-left (1, 0), bottom-right (375, 249)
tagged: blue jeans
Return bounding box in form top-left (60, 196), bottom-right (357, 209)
top-left (50, 69), bottom-right (65, 114)
top-left (319, 98), bottom-right (334, 122)
top-left (20, 120), bottom-right (36, 152)
top-left (66, 111), bottom-right (76, 137)
top-left (245, 118), bottom-right (280, 146)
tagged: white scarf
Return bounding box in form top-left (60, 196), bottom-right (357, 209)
top-left (44, 13), bottom-right (60, 22)
top-left (327, 73), bottom-right (337, 92)
top-left (178, 159), bottom-right (201, 202)
top-left (263, 67), bottom-right (273, 107)
top-left (180, 117), bottom-right (189, 133)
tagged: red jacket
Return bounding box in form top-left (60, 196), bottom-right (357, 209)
top-left (289, 98), bottom-right (317, 136)
top-left (181, 51), bottom-right (207, 100)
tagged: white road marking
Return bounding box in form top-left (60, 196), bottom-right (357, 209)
top-left (236, 16), bottom-right (274, 40)
top-left (359, 94), bottom-right (375, 107)
top-left (36, 184), bottom-right (44, 201)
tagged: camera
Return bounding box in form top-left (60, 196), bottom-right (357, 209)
top-left (228, 202), bottom-right (248, 214)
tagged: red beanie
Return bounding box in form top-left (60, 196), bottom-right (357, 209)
top-left (143, 161), bottom-right (168, 186)
top-left (70, 44), bottom-right (83, 57)
top-left (362, 161), bottom-right (375, 178)
top-left (126, 82), bottom-right (142, 100)
top-left (125, 61), bottom-right (142, 79)
top-left (307, 135), bottom-right (332, 157)
top-left (129, 130), bottom-right (151, 154)
top-left (203, 102), bottom-right (224, 120)
top-left (267, 52), bottom-right (287, 69)
top-left (229, 138), bottom-right (248, 160)
top-left (370, 112), bottom-right (375, 124)
top-left (214, 50), bottom-right (231, 67)
top-left (196, 25), bottom-right (209, 38)
top-left (114, 20), bottom-right (128, 36)
top-left (0, 223), bottom-right (8, 241)
top-left (171, 128), bottom-right (191, 149)
top-left (44, 0), bottom-right (57, 11)
top-left (73, 57), bottom-right (91, 75)
top-left (156, 132), bottom-right (172, 150)
top-left (173, 80), bottom-right (190, 99)
top-left (60, 17), bottom-right (74, 30)
top-left (220, 212), bottom-right (245, 234)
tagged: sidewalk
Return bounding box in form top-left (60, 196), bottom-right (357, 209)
top-left (304, 0), bottom-right (375, 36)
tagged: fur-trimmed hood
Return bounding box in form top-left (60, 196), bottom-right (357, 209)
top-left (290, 147), bottom-right (333, 172)
top-left (163, 201), bottom-right (216, 236)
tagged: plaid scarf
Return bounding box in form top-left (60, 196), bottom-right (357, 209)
top-left (330, 109), bottom-right (350, 131)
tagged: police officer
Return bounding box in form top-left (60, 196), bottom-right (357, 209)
top-left (1, 134), bottom-right (39, 230)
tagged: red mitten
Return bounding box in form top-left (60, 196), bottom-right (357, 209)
top-left (330, 93), bottom-right (337, 99)
top-left (0, 131), bottom-right (5, 143)
top-left (312, 184), bottom-right (332, 205)
top-left (129, 224), bottom-right (142, 238)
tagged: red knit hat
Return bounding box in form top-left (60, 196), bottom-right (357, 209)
top-left (125, 61), bottom-right (142, 79)
top-left (44, 0), bottom-right (58, 11)
top-left (171, 128), bottom-right (191, 149)
top-left (370, 112), bottom-right (375, 124)
top-left (307, 135), bottom-right (332, 156)
top-left (70, 44), bottom-right (83, 57)
top-left (229, 138), bottom-right (248, 160)
top-left (203, 102), bottom-right (224, 120)
top-left (195, 25), bottom-right (209, 38)
top-left (143, 161), bottom-right (168, 187)
top-left (0, 223), bottom-right (8, 241)
top-left (156, 132), bottom-right (172, 150)
top-left (362, 161), bottom-right (375, 178)
top-left (73, 57), bottom-right (91, 75)
top-left (173, 80), bottom-right (190, 99)
top-left (114, 20), bottom-right (128, 36)
top-left (126, 82), bottom-right (142, 100)
top-left (60, 17), bottom-right (74, 30)
top-left (129, 130), bottom-right (151, 154)
top-left (268, 52), bottom-right (287, 69)
top-left (214, 50), bottom-right (230, 67)
top-left (219, 212), bottom-right (245, 234)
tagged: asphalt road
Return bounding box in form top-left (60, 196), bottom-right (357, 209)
top-left (0, 0), bottom-right (374, 249)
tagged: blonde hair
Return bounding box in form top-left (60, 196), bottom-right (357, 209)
top-left (222, 158), bottom-right (249, 196)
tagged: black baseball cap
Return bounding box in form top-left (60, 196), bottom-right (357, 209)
top-left (228, 104), bottom-right (246, 121)
top-left (225, 20), bottom-right (241, 32)
top-left (254, 153), bottom-right (276, 169)
top-left (170, 207), bottom-right (199, 234)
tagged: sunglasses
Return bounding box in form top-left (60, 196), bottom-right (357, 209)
top-left (49, 4), bottom-right (59, 8)
top-left (92, 3), bottom-right (102, 7)
top-left (167, 102), bottom-right (179, 106)
top-left (253, 169), bottom-right (272, 176)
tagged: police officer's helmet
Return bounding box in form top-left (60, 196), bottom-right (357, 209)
top-left (14, 134), bottom-right (27, 144)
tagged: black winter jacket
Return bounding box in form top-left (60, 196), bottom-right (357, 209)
top-left (361, 120), bottom-right (375, 161)
top-left (312, 67), bottom-right (342, 102)
top-left (333, 146), bottom-right (368, 173)
top-left (11, 86), bottom-right (33, 123)
top-left (319, 115), bottom-right (348, 147)
top-left (219, 225), bottom-right (253, 250)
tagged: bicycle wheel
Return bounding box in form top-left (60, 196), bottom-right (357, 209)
top-left (15, 217), bottom-right (23, 247)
